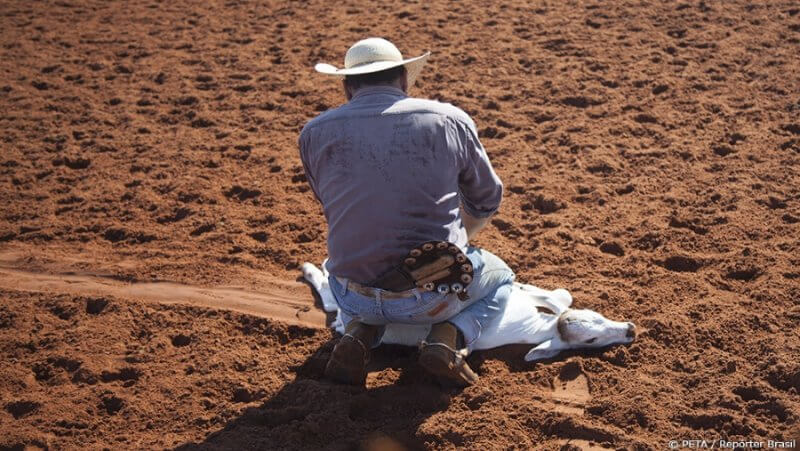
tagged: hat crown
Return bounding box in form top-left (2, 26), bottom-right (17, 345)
top-left (344, 38), bottom-right (403, 69)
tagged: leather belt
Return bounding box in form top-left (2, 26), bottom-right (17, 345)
top-left (370, 240), bottom-right (474, 301)
top-left (336, 277), bottom-right (418, 300)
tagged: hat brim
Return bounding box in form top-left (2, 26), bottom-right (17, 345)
top-left (314, 52), bottom-right (430, 87)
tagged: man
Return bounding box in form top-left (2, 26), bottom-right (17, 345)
top-left (299, 38), bottom-right (514, 387)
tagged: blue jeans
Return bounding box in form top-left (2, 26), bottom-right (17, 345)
top-left (329, 247), bottom-right (515, 349)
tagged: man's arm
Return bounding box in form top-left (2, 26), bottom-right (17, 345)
top-left (455, 116), bottom-right (503, 241)
top-left (298, 128), bottom-right (323, 204)
top-left (461, 206), bottom-right (491, 241)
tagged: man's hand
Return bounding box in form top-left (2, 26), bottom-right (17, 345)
top-left (460, 206), bottom-right (491, 241)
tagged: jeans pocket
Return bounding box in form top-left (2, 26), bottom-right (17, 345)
top-left (390, 292), bottom-right (455, 324)
top-left (336, 292), bottom-right (373, 321)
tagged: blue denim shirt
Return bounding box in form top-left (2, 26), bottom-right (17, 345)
top-left (299, 86), bottom-right (503, 284)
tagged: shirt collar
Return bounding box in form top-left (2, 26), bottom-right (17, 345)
top-left (350, 85), bottom-right (407, 101)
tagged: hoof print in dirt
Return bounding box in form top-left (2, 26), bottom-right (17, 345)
top-left (712, 145), bottom-right (735, 157)
top-left (100, 394), bottom-right (124, 415)
top-left (190, 223), bottom-right (216, 236)
top-left (100, 367), bottom-right (141, 386)
top-left (72, 368), bottom-right (98, 385)
top-left (32, 362), bottom-right (55, 381)
top-left (615, 184), bottom-right (635, 195)
top-left (599, 241), bottom-right (625, 257)
top-left (171, 334), bottom-right (192, 347)
top-left (765, 364), bottom-right (800, 393)
top-left (523, 195), bottom-right (564, 214)
top-left (652, 84), bottom-right (669, 95)
top-left (86, 297), bottom-right (109, 314)
top-left (724, 267), bottom-right (761, 282)
top-left (232, 387), bottom-right (266, 403)
top-left (632, 113), bottom-right (658, 124)
top-left (224, 185), bottom-right (261, 201)
top-left (0, 307), bottom-right (14, 328)
top-left (102, 228), bottom-right (155, 244)
top-left (249, 231), bottom-right (269, 242)
top-left (294, 231), bottom-right (316, 244)
top-left (156, 207), bottom-right (193, 224)
top-left (47, 303), bottom-right (76, 320)
top-left (52, 156), bottom-right (91, 170)
top-left (561, 95), bottom-right (604, 108)
top-left (660, 255), bottom-right (702, 273)
top-left (5, 400), bottom-right (41, 419)
top-left (781, 123), bottom-right (800, 135)
top-left (50, 356), bottom-right (82, 373)
top-left (190, 118), bottom-right (215, 128)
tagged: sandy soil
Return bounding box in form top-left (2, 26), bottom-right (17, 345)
top-left (1, 0), bottom-right (799, 449)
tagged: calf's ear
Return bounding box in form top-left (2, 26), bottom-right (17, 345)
top-left (525, 339), bottom-right (564, 362)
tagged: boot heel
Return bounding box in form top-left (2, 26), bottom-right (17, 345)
top-left (324, 335), bottom-right (367, 385)
top-left (419, 343), bottom-right (479, 388)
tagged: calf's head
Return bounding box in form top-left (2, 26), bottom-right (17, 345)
top-left (525, 309), bottom-right (636, 362)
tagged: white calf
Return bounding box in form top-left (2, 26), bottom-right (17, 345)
top-left (301, 261), bottom-right (635, 362)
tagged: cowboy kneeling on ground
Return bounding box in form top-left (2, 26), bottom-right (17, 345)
top-left (299, 38), bottom-right (515, 387)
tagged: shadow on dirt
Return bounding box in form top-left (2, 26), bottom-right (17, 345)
top-left (172, 330), bottom-right (592, 450)
top-left (174, 281), bottom-right (605, 450)
top-left (174, 338), bottom-right (456, 450)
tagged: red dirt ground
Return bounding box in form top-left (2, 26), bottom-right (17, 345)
top-left (1, 0), bottom-right (799, 449)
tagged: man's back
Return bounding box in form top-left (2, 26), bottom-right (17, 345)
top-left (308, 37), bottom-right (514, 388)
top-left (299, 86), bottom-right (502, 284)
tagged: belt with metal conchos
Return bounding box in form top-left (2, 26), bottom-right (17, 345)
top-left (366, 240), bottom-right (474, 301)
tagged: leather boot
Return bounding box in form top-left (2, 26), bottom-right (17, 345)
top-left (324, 321), bottom-right (379, 385)
top-left (418, 322), bottom-right (479, 387)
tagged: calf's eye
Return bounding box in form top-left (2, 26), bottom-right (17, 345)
top-left (584, 337), bottom-right (597, 344)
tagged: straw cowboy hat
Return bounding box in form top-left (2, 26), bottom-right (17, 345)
top-left (315, 38), bottom-right (430, 87)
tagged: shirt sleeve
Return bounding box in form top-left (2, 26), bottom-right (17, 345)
top-left (298, 128), bottom-right (322, 204)
top-left (455, 117), bottom-right (503, 218)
